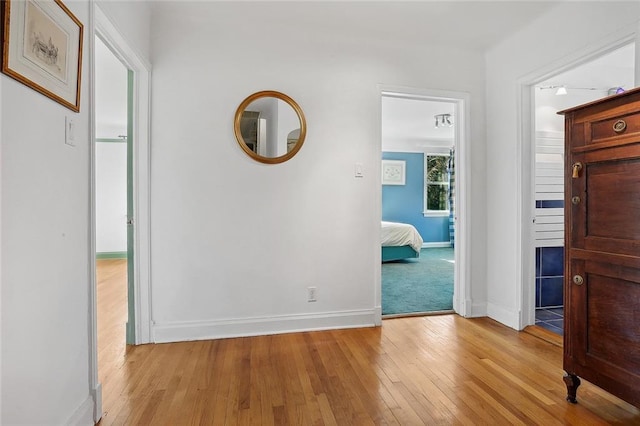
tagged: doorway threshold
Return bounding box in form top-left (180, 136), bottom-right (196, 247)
top-left (523, 325), bottom-right (563, 348)
top-left (382, 309), bottom-right (454, 320)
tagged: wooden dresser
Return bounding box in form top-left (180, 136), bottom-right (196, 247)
top-left (558, 87), bottom-right (640, 408)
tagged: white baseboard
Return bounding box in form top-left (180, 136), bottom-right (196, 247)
top-left (469, 301), bottom-right (487, 317)
top-left (458, 299), bottom-right (487, 318)
top-left (93, 382), bottom-right (102, 423)
top-left (374, 306), bottom-right (382, 326)
top-left (64, 394), bottom-right (94, 426)
top-left (487, 302), bottom-right (520, 330)
top-left (422, 242), bottom-right (452, 248)
top-left (152, 309), bottom-right (378, 343)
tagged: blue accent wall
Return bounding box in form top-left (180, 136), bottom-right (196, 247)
top-left (382, 152), bottom-right (449, 243)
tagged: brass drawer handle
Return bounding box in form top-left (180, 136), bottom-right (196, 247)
top-left (613, 119), bottom-right (627, 133)
top-left (573, 275), bottom-right (584, 286)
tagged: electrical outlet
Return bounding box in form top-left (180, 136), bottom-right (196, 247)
top-left (307, 286), bottom-right (317, 302)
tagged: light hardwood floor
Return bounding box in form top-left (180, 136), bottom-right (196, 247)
top-left (97, 259), bottom-right (639, 425)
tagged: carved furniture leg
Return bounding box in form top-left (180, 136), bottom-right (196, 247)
top-left (563, 373), bottom-right (581, 404)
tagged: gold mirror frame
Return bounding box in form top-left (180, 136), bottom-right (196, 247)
top-left (234, 90), bottom-right (307, 164)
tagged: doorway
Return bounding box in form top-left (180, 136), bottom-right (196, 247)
top-left (94, 33), bottom-right (132, 416)
top-left (90, 5), bottom-right (152, 422)
top-left (378, 87), bottom-right (469, 319)
top-left (529, 42), bottom-right (636, 334)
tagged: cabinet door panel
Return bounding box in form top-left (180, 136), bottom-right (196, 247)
top-left (586, 159), bottom-right (640, 242)
top-left (585, 272), bottom-right (640, 376)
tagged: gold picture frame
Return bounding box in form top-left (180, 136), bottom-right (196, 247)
top-left (1, 0), bottom-right (83, 112)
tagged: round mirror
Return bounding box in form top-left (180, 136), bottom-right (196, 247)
top-left (234, 91), bottom-right (307, 164)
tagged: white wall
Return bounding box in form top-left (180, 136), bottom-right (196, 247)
top-left (0, 1), bottom-right (93, 423)
top-left (1, 1), bottom-right (151, 423)
top-left (95, 36), bottom-right (128, 140)
top-left (95, 33), bottom-right (128, 255)
top-left (95, 142), bottom-right (127, 253)
top-left (485, 1), bottom-right (640, 328)
top-left (95, 0), bottom-right (152, 64)
top-left (149, 2), bottom-right (488, 342)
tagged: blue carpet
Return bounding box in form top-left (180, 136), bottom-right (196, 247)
top-left (382, 247), bottom-right (454, 315)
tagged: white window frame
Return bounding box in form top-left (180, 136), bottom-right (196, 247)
top-left (424, 153), bottom-right (450, 217)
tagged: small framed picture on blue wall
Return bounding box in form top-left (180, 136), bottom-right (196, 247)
top-left (382, 160), bottom-right (406, 185)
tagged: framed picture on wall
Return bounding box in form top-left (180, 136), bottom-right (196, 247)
top-left (382, 160), bottom-right (406, 185)
top-left (1, 0), bottom-right (84, 112)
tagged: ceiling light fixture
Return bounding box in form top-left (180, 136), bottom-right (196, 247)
top-left (538, 85), bottom-right (623, 96)
top-left (434, 113), bottom-right (453, 129)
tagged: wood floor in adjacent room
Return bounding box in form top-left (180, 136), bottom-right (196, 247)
top-left (97, 260), bottom-right (639, 425)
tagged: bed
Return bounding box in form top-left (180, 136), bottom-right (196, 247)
top-left (381, 221), bottom-right (424, 262)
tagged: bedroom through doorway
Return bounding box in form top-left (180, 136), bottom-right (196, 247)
top-left (380, 93), bottom-right (458, 317)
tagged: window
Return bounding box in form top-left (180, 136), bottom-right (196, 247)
top-left (424, 154), bottom-right (450, 216)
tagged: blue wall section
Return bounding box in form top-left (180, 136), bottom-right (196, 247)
top-left (382, 152), bottom-right (449, 243)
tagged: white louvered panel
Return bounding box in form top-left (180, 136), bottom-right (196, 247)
top-left (536, 154), bottom-right (563, 164)
top-left (535, 164), bottom-right (564, 174)
top-left (535, 223), bottom-right (564, 232)
top-left (536, 176), bottom-right (563, 185)
top-left (536, 184), bottom-right (564, 193)
top-left (536, 159), bottom-right (564, 166)
top-left (536, 137), bottom-right (564, 153)
top-left (535, 163), bottom-right (564, 202)
top-left (536, 192), bottom-right (564, 201)
top-left (535, 207), bottom-right (564, 221)
top-left (536, 146), bottom-right (563, 155)
top-left (536, 231), bottom-right (564, 239)
top-left (537, 237), bottom-right (565, 247)
top-left (535, 167), bottom-right (564, 177)
top-left (535, 132), bottom-right (565, 248)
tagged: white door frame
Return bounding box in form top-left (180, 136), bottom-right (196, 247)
top-left (376, 85), bottom-right (471, 320)
top-left (516, 30), bottom-right (638, 329)
top-left (89, 4), bottom-right (152, 422)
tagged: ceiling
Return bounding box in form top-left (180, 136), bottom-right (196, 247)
top-left (382, 96), bottom-right (455, 151)
top-left (208, 1), bottom-right (562, 51)
top-left (128, 1), bottom-right (631, 150)
top-left (267, 1), bottom-right (562, 153)
top-left (538, 42), bottom-right (635, 91)
top-left (383, 42), bottom-right (636, 152)
top-left (534, 42), bottom-right (636, 134)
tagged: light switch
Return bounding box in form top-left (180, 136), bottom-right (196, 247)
top-left (355, 162), bottom-right (364, 178)
top-left (65, 116), bottom-right (75, 146)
